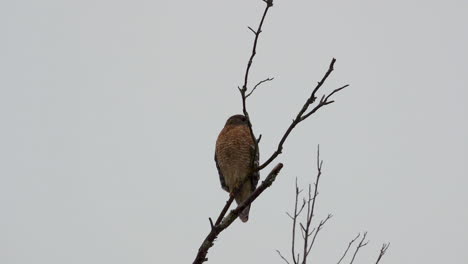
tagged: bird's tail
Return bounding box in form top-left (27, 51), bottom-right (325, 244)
top-left (235, 182), bottom-right (253, 223)
top-left (239, 205), bottom-right (250, 222)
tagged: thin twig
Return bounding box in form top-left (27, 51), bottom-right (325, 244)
top-left (301, 147), bottom-right (324, 264)
top-left (306, 214), bottom-right (332, 256)
top-left (212, 154), bottom-right (265, 227)
top-left (337, 233), bottom-right (361, 264)
top-left (290, 178), bottom-right (301, 264)
top-left (276, 250), bottom-right (291, 264)
top-left (301, 184), bottom-right (313, 264)
top-left (214, 196), bottom-right (235, 226)
top-left (375, 243), bottom-right (390, 264)
top-left (258, 59), bottom-right (348, 171)
top-left (246, 77), bottom-right (274, 98)
top-left (277, 147), bottom-right (329, 264)
top-left (300, 84), bottom-right (349, 121)
top-left (349, 232), bottom-right (369, 264)
top-left (239, 0), bottom-right (272, 125)
top-left (213, 174), bottom-right (256, 227)
top-left (192, 163), bottom-right (283, 264)
top-left (257, 134), bottom-right (262, 144)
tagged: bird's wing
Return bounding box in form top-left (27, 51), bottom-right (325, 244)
top-left (215, 153), bottom-right (229, 192)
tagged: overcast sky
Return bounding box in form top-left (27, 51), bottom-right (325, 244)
top-left (1, 0), bottom-right (467, 263)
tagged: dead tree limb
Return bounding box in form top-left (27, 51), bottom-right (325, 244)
top-left (337, 233), bottom-right (361, 264)
top-left (238, 0), bottom-right (273, 139)
top-left (306, 214), bottom-right (332, 258)
top-left (277, 147), bottom-right (332, 264)
top-left (276, 249), bottom-right (291, 264)
top-left (258, 61), bottom-right (349, 171)
top-left (246, 77), bottom-right (274, 98)
top-left (300, 147), bottom-right (329, 264)
top-left (289, 179), bottom-right (306, 264)
top-left (375, 243), bottom-right (390, 264)
top-left (349, 232), bottom-right (369, 264)
top-left (276, 150), bottom-right (390, 264)
top-left (192, 163), bottom-right (283, 264)
top-left (212, 196), bottom-right (234, 226)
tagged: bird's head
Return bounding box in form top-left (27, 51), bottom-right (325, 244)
top-left (225, 114), bottom-right (248, 126)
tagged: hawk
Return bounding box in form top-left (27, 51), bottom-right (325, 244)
top-left (215, 115), bottom-right (259, 222)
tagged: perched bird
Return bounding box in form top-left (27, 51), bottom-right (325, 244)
top-left (215, 115), bottom-right (259, 222)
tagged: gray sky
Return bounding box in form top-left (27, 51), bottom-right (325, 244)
top-left (1, 0), bottom-right (467, 263)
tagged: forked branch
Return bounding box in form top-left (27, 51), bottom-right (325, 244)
top-left (246, 77), bottom-right (274, 98)
top-left (277, 150), bottom-right (390, 264)
top-left (277, 147), bottom-right (332, 264)
top-left (337, 233), bottom-right (361, 264)
top-left (238, 0), bottom-right (274, 126)
top-left (375, 243), bottom-right (390, 264)
top-left (258, 59), bottom-right (349, 171)
top-left (349, 232), bottom-right (369, 264)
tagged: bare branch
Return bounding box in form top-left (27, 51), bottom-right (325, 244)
top-left (325, 84), bottom-right (349, 102)
top-left (239, 0), bottom-right (272, 123)
top-left (375, 243), bottom-right (390, 264)
top-left (298, 204), bottom-right (306, 217)
top-left (276, 250), bottom-right (291, 264)
top-left (220, 163), bottom-right (282, 226)
top-left (192, 163), bottom-right (283, 264)
top-left (300, 226), bottom-right (306, 240)
top-left (278, 146), bottom-right (328, 264)
top-left (291, 178), bottom-right (300, 264)
top-left (214, 195), bottom-right (235, 226)
top-left (337, 233), bottom-right (361, 264)
top-left (246, 77), bottom-right (274, 98)
top-left (213, 163), bottom-right (262, 226)
top-left (349, 232), bottom-right (369, 264)
top-left (300, 147), bottom-right (323, 264)
top-left (306, 214), bottom-right (333, 256)
top-left (258, 59), bottom-right (349, 171)
top-left (257, 134), bottom-right (262, 144)
top-left (300, 84), bottom-right (349, 121)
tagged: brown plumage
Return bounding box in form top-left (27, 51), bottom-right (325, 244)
top-left (215, 115), bottom-right (259, 222)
